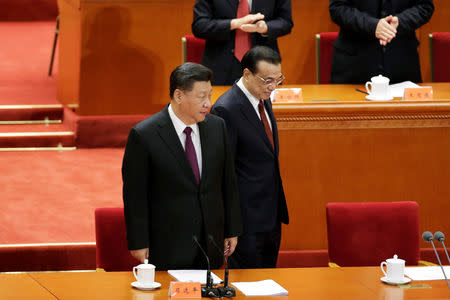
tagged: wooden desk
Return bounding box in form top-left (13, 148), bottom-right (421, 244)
top-left (0, 273), bottom-right (55, 299)
top-left (19, 268), bottom-right (450, 299)
top-left (212, 83), bottom-right (450, 102)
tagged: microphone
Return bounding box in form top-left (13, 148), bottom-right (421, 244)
top-left (434, 231), bottom-right (450, 265)
top-left (192, 235), bottom-right (221, 297)
top-left (208, 235), bottom-right (236, 297)
top-left (422, 231), bottom-right (450, 289)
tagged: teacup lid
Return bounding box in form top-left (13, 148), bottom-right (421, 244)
top-left (371, 74), bottom-right (389, 83)
top-left (137, 259), bottom-right (155, 269)
top-left (387, 254), bottom-right (405, 263)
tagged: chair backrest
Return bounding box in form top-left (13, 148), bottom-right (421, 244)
top-left (276, 250), bottom-right (329, 268)
top-left (315, 32), bottom-right (338, 84)
top-left (95, 207), bottom-right (139, 271)
top-left (326, 201), bottom-right (420, 267)
top-left (181, 35), bottom-right (206, 64)
top-left (429, 32), bottom-right (450, 82)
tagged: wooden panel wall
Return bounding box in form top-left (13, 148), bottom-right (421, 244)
top-left (275, 104), bottom-right (450, 250)
top-left (57, 0), bottom-right (450, 115)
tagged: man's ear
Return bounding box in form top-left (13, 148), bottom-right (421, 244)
top-left (243, 68), bottom-right (252, 82)
top-left (173, 89), bottom-right (183, 104)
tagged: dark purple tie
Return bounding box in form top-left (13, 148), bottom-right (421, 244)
top-left (183, 127), bottom-right (200, 185)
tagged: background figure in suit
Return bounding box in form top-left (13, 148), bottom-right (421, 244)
top-left (211, 46), bottom-right (288, 268)
top-left (329, 0), bottom-right (434, 84)
top-left (192, 0), bottom-right (293, 85)
top-left (122, 63), bottom-right (242, 270)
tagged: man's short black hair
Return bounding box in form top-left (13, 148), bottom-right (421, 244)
top-left (241, 46), bottom-right (282, 74)
top-left (170, 62), bottom-right (213, 99)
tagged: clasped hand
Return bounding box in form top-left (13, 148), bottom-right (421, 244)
top-left (231, 13), bottom-right (268, 34)
top-left (375, 15), bottom-right (399, 46)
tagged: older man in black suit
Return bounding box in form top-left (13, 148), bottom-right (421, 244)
top-left (192, 0), bottom-right (293, 85)
top-left (329, 0), bottom-right (434, 84)
top-left (211, 46), bottom-right (288, 268)
top-left (122, 63), bottom-right (242, 270)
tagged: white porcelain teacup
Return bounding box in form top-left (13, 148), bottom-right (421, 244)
top-left (133, 259), bottom-right (156, 285)
top-left (366, 75), bottom-right (390, 99)
top-left (380, 254), bottom-right (405, 281)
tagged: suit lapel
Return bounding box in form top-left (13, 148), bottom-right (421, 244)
top-left (156, 107), bottom-right (198, 186)
top-left (226, 0), bottom-right (238, 12)
top-left (234, 86), bottom-right (275, 153)
top-left (198, 119), bottom-right (209, 188)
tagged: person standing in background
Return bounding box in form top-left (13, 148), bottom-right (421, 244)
top-left (329, 0), bottom-right (434, 84)
top-left (211, 46), bottom-right (288, 268)
top-left (192, 0), bottom-right (293, 85)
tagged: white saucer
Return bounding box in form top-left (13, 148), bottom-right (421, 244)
top-left (131, 281), bottom-right (161, 290)
top-left (366, 94), bottom-right (394, 101)
top-left (380, 276), bottom-right (411, 285)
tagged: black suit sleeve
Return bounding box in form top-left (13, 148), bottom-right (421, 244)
top-left (396, 0), bottom-right (434, 36)
top-left (122, 128), bottom-right (150, 250)
top-left (192, 0), bottom-right (232, 41)
top-left (219, 118), bottom-right (243, 237)
top-left (210, 105), bottom-right (238, 159)
top-left (265, 0), bottom-right (293, 39)
top-left (329, 0), bottom-right (379, 37)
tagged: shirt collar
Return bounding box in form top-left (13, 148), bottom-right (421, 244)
top-left (168, 103), bottom-right (200, 138)
top-left (236, 77), bottom-right (261, 109)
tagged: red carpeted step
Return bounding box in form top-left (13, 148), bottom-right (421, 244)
top-left (0, 104), bottom-right (63, 121)
top-left (0, 124), bottom-right (75, 147)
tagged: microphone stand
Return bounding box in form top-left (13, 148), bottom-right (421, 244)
top-left (434, 231), bottom-right (450, 265)
top-left (423, 231), bottom-right (450, 289)
top-left (193, 236), bottom-right (221, 297)
top-left (208, 235), bottom-right (236, 297)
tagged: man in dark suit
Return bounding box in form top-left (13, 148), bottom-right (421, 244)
top-left (329, 0), bottom-right (434, 84)
top-left (122, 63), bottom-right (242, 270)
top-left (192, 0), bottom-right (293, 85)
top-left (211, 46), bottom-right (288, 268)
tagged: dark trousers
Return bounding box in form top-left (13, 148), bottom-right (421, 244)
top-left (230, 223), bottom-right (281, 269)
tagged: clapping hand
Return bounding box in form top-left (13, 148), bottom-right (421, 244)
top-left (231, 13), bottom-right (266, 33)
top-left (241, 20), bottom-right (268, 34)
top-left (376, 15), bottom-right (399, 46)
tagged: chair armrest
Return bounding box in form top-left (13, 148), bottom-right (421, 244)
top-left (328, 262), bottom-right (340, 268)
top-left (418, 260), bottom-right (436, 266)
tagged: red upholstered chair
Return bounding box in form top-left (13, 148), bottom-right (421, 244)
top-left (95, 207), bottom-right (139, 271)
top-left (276, 250), bottom-right (329, 268)
top-left (429, 32), bottom-right (450, 82)
top-left (182, 35), bottom-right (206, 63)
top-left (315, 32), bottom-right (338, 84)
top-left (326, 201), bottom-right (424, 267)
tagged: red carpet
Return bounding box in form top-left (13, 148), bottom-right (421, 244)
top-left (0, 149), bottom-right (124, 244)
top-left (0, 21), bottom-right (58, 105)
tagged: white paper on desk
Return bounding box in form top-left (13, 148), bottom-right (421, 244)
top-left (167, 270), bottom-right (222, 285)
top-left (405, 266), bottom-right (450, 281)
top-left (388, 81), bottom-right (420, 97)
top-left (232, 279), bottom-right (288, 296)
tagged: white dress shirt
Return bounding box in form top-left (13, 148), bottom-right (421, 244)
top-left (236, 78), bottom-right (272, 130)
top-left (168, 104), bottom-right (202, 176)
